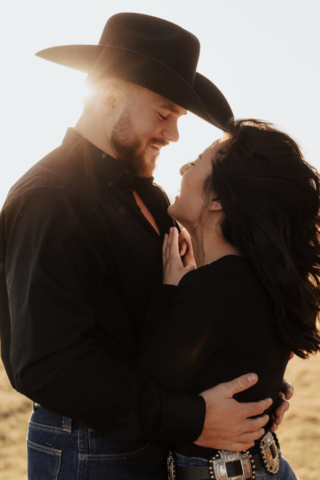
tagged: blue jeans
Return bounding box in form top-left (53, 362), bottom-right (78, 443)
top-left (27, 404), bottom-right (168, 479)
top-left (176, 452), bottom-right (299, 479)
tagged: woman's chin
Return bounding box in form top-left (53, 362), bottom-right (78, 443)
top-left (168, 205), bottom-right (187, 229)
top-left (167, 204), bottom-right (176, 219)
top-left (168, 202), bottom-right (179, 217)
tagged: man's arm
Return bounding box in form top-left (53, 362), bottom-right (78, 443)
top-left (1, 188), bottom-right (205, 442)
top-left (1, 189), bottom-right (282, 449)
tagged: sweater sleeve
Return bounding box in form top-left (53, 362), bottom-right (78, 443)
top-left (134, 269), bottom-right (224, 393)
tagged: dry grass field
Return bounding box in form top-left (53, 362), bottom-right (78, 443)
top-left (0, 354), bottom-right (319, 480)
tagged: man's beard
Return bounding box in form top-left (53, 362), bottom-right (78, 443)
top-left (110, 108), bottom-right (165, 178)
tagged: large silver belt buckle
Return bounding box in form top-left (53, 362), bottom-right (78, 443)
top-left (259, 432), bottom-right (280, 475)
top-left (209, 451), bottom-right (255, 480)
top-left (167, 451), bottom-right (177, 480)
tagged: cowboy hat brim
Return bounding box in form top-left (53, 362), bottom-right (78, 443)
top-left (36, 44), bottom-right (233, 131)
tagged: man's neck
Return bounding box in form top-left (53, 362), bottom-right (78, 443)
top-left (74, 114), bottom-right (118, 159)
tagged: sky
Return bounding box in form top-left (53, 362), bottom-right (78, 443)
top-left (1, 0), bottom-right (320, 207)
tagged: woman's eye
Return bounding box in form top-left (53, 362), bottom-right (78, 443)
top-left (188, 161), bottom-right (195, 166)
top-left (158, 113), bottom-right (167, 120)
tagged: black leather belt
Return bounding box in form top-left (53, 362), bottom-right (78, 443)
top-left (176, 453), bottom-right (262, 480)
top-left (168, 432), bottom-right (281, 480)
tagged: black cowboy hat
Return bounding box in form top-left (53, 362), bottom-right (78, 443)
top-left (36, 12), bottom-right (233, 130)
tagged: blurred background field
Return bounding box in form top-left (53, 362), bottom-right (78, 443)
top-left (0, 354), bottom-right (319, 480)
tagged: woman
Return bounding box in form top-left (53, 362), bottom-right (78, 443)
top-left (134, 119), bottom-right (320, 479)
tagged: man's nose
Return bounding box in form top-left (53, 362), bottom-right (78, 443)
top-left (162, 119), bottom-right (179, 143)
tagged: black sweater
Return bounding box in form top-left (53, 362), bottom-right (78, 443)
top-left (134, 255), bottom-right (291, 458)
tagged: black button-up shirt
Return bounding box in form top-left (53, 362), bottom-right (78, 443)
top-left (0, 128), bottom-right (205, 442)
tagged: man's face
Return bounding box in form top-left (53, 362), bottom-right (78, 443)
top-left (110, 86), bottom-right (187, 177)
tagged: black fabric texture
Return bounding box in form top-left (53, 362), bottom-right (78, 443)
top-left (134, 256), bottom-right (291, 458)
top-left (0, 128), bottom-right (205, 443)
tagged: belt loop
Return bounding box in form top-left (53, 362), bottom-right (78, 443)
top-left (62, 416), bottom-right (72, 433)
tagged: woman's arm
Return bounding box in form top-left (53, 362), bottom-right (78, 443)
top-left (135, 277), bottom-right (222, 392)
top-left (135, 227), bottom-right (293, 433)
top-left (134, 229), bottom-right (223, 392)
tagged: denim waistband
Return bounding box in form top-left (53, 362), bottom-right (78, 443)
top-left (32, 402), bottom-right (82, 433)
top-left (176, 452), bottom-right (209, 467)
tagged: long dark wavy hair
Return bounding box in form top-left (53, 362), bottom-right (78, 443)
top-left (203, 119), bottom-right (320, 358)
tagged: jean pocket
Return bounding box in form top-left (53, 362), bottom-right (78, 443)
top-left (77, 442), bottom-right (155, 480)
top-left (87, 430), bottom-right (151, 458)
top-left (27, 439), bottom-right (62, 480)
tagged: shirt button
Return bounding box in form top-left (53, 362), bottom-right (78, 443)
top-left (107, 182), bottom-right (113, 188)
top-left (79, 454), bottom-right (85, 460)
top-left (102, 152), bottom-right (107, 158)
top-left (124, 168), bottom-right (130, 174)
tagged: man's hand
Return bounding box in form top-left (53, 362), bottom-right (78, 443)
top-left (194, 374), bottom-right (272, 452)
top-left (270, 378), bottom-right (293, 432)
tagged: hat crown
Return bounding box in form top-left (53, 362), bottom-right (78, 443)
top-left (98, 13), bottom-right (200, 85)
top-left (35, 13), bottom-right (233, 130)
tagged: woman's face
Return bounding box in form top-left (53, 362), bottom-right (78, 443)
top-left (168, 140), bottom-right (222, 227)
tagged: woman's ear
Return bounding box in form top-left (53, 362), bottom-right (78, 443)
top-left (208, 197), bottom-right (223, 212)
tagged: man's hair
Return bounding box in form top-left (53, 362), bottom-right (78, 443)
top-left (203, 119), bottom-right (320, 358)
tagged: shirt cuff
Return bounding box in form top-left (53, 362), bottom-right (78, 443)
top-left (157, 390), bottom-right (206, 443)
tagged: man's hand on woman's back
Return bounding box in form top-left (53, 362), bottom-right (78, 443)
top-left (194, 373), bottom-right (273, 451)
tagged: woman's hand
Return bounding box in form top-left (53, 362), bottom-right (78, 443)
top-left (163, 227), bottom-right (195, 285)
top-left (270, 378), bottom-right (294, 432)
top-left (178, 228), bottom-right (197, 269)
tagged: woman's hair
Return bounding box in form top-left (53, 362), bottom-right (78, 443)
top-left (203, 119), bottom-right (320, 358)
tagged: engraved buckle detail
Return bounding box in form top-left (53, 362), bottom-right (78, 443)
top-left (259, 432), bottom-right (280, 475)
top-left (209, 451), bottom-right (254, 480)
top-left (167, 451), bottom-right (177, 480)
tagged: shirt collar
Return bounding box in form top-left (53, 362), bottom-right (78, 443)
top-left (62, 128), bottom-right (138, 191)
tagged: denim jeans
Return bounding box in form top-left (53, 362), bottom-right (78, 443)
top-left (176, 451), bottom-right (299, 479)
top-left (27, 404), bottom-right (168, 480)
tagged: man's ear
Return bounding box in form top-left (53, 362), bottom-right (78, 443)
top-left (102, 83), bottom-right (119, 115)
top-left (208, 197), bottom-right (223, 212)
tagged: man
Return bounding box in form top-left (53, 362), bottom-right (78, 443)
top-left (0, 13), bottom-right (291, 479)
